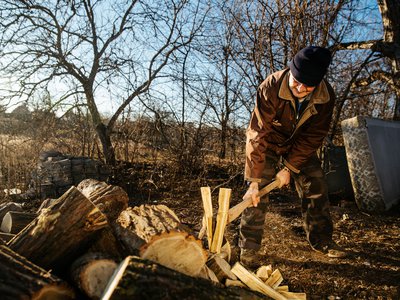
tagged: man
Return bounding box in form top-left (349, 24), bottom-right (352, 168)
top-left (239, 46), bottom-right (347, 267)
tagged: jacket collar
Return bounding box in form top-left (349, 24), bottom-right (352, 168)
top-left (278, 69), bottom-right (330, 105)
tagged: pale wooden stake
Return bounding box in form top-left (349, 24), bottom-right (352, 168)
top-left (200, 187), bottom-right (213, 248)
top-left (231, 262), bottom-right (287, 300)
top-left (225, 279), bottom-right (246, 288)
top-left (279, 291), bottom-right (307, 300)
top-left (210, 188), bottom-right (231, 253)
top-left (256, 265), bottom-right (273, 281)
top-left (265, 269), bottom-right (284, 289)
top-left (276, 285), bottom-right (289, 292)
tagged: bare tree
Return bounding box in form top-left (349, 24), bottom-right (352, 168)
top-left (333, 0), bottom-right (400, 120)
top-left (0, 0), bottom-right (207, 165)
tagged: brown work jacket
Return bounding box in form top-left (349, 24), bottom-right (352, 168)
top-left (245, 68), bottom-right (335, 182)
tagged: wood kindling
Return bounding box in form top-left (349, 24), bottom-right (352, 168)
top-left (200, 187), bottom-right (213, 248)
top-left (210, 188), bottom-right (231, 253)
top-left (231, 262), bottom-right (287, 300)
top-left (265, 269), bottom-right (284, 289)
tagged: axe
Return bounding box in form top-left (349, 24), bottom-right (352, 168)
top-left (226, 179), bottom-right (281, 224)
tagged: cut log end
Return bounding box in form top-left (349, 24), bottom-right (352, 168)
top-left (81, 260), bottom-right (117, 299)
top-left (140, 231), bottom-right (207, 276)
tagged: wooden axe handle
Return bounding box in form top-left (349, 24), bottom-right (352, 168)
top-left (226, 179), bottom-right (280, 224)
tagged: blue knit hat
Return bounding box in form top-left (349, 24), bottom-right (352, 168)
top-left (289, 46), bottom-right (332, 86)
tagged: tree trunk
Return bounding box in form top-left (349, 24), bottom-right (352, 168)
top-left (71, 252), bottom-right (117, 300)
top-left (0, 244), bottom-right (75, 300)
top-left (113, 205), bottom-right (208, 276)
top-left (377, 0), bottom-right (400, 119)
top-left (101, 256), bottom-right (264, 300)
top-left (8, 186), bottom-right (107, 273)
top-left (96, 123), bottom-right (116, 166)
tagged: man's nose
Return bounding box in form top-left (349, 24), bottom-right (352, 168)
top-left (296, 84), bottom-right (307, 92)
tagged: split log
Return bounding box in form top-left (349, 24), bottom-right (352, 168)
top-left (0, 244), bottom-right (75, 300)
top-left (8, 186), bottom-right (107, 273)
top-left (256, 265), bottom-right (273, 281)
top-left (77, 179), bottom-right (129, 221)
top-left (210, 188), bottom-right (231, 253)
top-left (265, 269), bottom-right (284, 289)
top-left (71, 252), bottom-right (117, 300)
top-left (220, 239), bottom-right (232, 262)
top-left (200, 186), bottom-right (213, 248)
top-left (101, 256), bottom-right (265, 300)
top-left (207, 255), bottom-right (237, 282)
top-left (114, 204), bottom-right (207, 276)
top-left (226, 279), bottom-right (246, 288)
top-left (231, 262), bottom-right (286, 300)
top-left (1, 211), bottom-right (37, 234)
top-left (279, 291), bottom-right (306, 300)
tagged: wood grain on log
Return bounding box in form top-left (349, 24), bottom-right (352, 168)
top-left (77, 179), bottom-right (128, 221)
top-left (140, 231), bottom-right (207, 276)
top-left (114, 204), bottom-right (184, 252)
top-left (210, 188), bottom-right (231, 253)
top-left (71, 252), bottom-right (117, 300)
top-left (0, 245), bottom-right (75, 300)
top-left (114, 204), bottom-right (207, 276)
top-left (101, 256), bottom-right (264, 300)
top-left (8, 186), bottom-right (107, 273)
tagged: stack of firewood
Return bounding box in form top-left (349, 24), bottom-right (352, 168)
top-left (196, 187), bottom-right (306, 300)
top-left (0, 180), bottom-right (305, 299)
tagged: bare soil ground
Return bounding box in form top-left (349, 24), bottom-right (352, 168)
top-left (119, 162), bottom-right (400, 299)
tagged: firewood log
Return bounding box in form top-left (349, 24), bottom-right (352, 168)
top-left (114, 204), bottom-right (207, 276)
top-left (101, 256), bottom-right (264, 300)
top-left (207, 255), bottom-right (237, 282)
top-left (1, 211), bottom-right (37, 234)
top-left (8, 186), bottom-right (107, 273)
top-left (70, 252), bottom-right (117, 300)
top-left (0, 202), bottom-right (23, 221)
top-left (77, 179), bottom-right (128, 221)
top-left (0, 244), bottom-right (75, 300)
top-left (77, 179), bottom-right (129, 259)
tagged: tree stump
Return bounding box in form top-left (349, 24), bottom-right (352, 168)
top-left (0, 244), bottom-right (75, 300)
top-left (8, 186), bottom-right (107, 273)
top-left (114, 205), bottom-right (207, 276)
top-left (101, 256), bottom-right (264, 300)
top-left (70, 252), bottom-right (117, 300)
top-left (1, 211), bottom-right (37, 234)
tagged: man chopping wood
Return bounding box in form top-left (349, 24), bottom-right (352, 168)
top-left (239, 46), bottom-right (347, 268)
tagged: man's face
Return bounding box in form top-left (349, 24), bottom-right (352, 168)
top-left (288, 72), bottom-right (316, 98)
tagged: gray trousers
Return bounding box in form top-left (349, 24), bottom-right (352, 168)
top-left (239, 150), bottom-right (333, 250)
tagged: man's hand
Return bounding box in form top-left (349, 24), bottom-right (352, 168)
top-left (275, 167), bottom-right (291, 188)
top-left (243, 182), bottom-right (260, 207)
